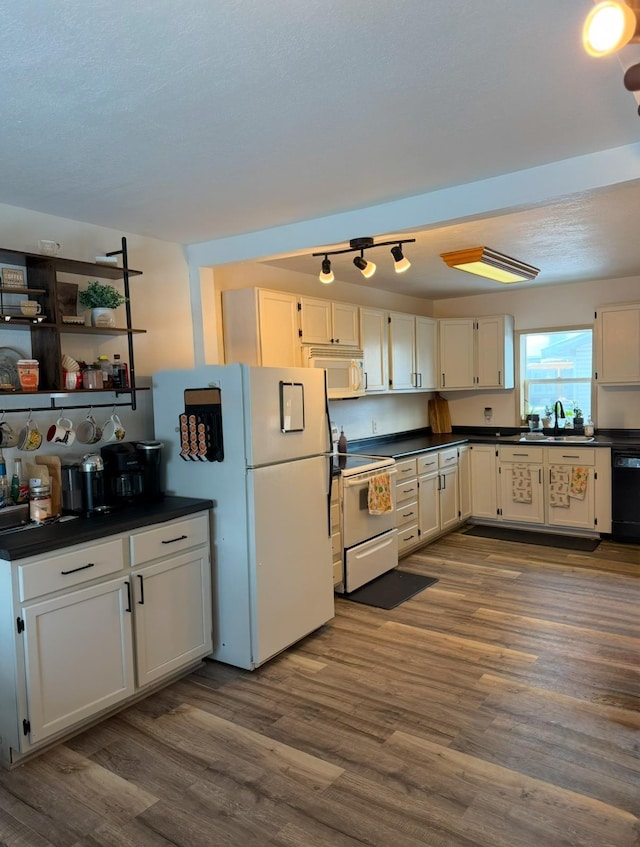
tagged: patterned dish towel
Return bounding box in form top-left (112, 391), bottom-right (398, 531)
top-left (570, 466), bottom-right (589, 500)
top-left (511, 464), bottom-right (532, 504)
top-left (368, 472), bottom-right (393, 515)
top-left (549, 465), bottom-right (570, 508)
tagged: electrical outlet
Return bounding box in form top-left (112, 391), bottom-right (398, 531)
top-left (371, 419), bottom-right (378, 434)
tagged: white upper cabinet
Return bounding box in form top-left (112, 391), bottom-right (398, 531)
top-left (389, 312), bottom-right (437, 391)
top-left (361, 307), bottom-right (388, 392)
top-left (439, 315), bottom-right (514, 390)
top-left (595, 303), bottom-right (640, 384)
top-left (299, 297), bottom-right (359, 346)
top-left (222, 288), bottom-right (301, 367)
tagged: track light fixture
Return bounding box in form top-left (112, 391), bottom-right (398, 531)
top-left (312, 236), bottom-right (415, 283)
top-left (582, 1), bottom-right (640, 57)
top-left (390, 244), bottom-right (411, 273)
top-left (353, 251), bottom-right (376, 278)
top-left (319, 255), bottom-right (334, 284)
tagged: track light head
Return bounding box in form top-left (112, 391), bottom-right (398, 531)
top-left (582, 1), bottom-right (640, 57)
top-left (353, 252), bottom-right (376, 278)
top-left (391, 244), bottom-right (411, 273)
top-left (319, 256), bottom-right (334, 284)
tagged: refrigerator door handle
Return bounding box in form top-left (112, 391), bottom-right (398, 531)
top-left (327, 456), bottom-right (333, 538)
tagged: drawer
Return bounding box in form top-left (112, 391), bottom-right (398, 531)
top-left (330, 500), bottom-right (340, 532)
top-left (499, 445), bottom-right (544, 463)
top-left (130, 513), bottom-right (210, 566)
top-left (395, 457), bottom-right (418, 479)
top-left (18, 537), bottom-right (126, 602)
top-left (396, 477), bottom-right (419, 503)
top-left (331, 529), bottom-right (342, 558)
top-left (438, 447), bottom-right (459, 468)
top-left (417, 453), bottom-right (439, 475)
top-left (396, 499), bottom-right (419, 528)
top-left (397, 523), bottom-right (420, 555)
top-left (544, 447), bottom-right (596, 466)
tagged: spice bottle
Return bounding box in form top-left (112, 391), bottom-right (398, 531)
top-left (112, 354), bottom-right (129, 389)
top-left (97, 355), bottom-right (113, 389)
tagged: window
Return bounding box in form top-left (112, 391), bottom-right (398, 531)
top-left (520, 329), bottom-right (593, 424)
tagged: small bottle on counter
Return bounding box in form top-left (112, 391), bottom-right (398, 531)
top-left (584, 418), bottom-right (595, 437)
top-left (338, 427), bottom-right (347, 454)
top-left (29, 482), bottom-right (52, 524)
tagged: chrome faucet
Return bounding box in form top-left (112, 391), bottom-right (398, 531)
top-left (553, 401), bottom-right (565, 436)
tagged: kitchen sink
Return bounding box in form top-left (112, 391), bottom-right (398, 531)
top-left (519, 435), bottom-right (594, 443)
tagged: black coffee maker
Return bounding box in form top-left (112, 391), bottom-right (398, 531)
top-left (134, 440), bottom-right (164, 501)
top-left (101, 442), bottom-right (144, 505)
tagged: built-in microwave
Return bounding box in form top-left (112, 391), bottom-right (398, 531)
top-left (302, 346), bottom-right (365, 399)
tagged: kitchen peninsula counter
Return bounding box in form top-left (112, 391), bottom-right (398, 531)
top-left (0, 496), bottom-right (213, 561)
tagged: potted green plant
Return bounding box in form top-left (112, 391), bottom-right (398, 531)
top-left (542, 405), bottom-right (553, 428)
top-left (79, 281), bottom-right (127, 327)
top-left (573, 405), bottom-right (584, 428)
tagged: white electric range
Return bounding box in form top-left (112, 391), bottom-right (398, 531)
top-left (333, 453), bottom-right (398, 593)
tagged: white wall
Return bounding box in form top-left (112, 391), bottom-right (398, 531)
top-left (433, 274), bottom-right (640, 430)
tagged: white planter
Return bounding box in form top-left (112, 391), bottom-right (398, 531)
top-left (91, 308), bottom-right (116, 327)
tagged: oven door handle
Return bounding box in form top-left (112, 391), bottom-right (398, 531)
top-left (342, 467), bottom-right (397, 487)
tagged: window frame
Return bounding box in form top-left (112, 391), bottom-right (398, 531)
top-left (515, 324), bottom-right (595, 425)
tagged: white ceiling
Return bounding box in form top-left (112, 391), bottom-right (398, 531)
top-left (3, 1), bottom-right (640, 299)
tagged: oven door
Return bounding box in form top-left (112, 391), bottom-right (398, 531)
top-left (342, 467), bottom-right (397, 548)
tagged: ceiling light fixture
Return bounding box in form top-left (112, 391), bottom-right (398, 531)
top-left (312, 236), bottom-right (415, 283)
top-left (353, 251), bottom-right (377, 278)
top-left (390, 244), bottom-right (411, 273)
top-left (440, 247), bottom-right (540, 284)
top-left (319, 255), bottom-right (334, 284)
top-left (582, 1), bottom-right (640, 57)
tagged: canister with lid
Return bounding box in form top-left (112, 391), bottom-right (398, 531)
top-left (82, 364), bottom-right (103, 390)
top-left (29, 484), bottom-right (52, 523)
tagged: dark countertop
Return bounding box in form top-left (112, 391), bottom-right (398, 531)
top-left (347, 428), bottom-right (633, 460)
top-left (0, 496), bottom-right (213, 561)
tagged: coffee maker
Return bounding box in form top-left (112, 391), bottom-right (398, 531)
top-left (134, 440), bottom-right (164, 501)
top-left (101, 442), bottom-right (144, 505)
top-left (78, 454), bottom-right (108, 515)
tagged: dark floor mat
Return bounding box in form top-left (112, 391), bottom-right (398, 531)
top-left (464, 524), bottom-right (600, 551)
top-left (343, 570), bottom-right (439, 609)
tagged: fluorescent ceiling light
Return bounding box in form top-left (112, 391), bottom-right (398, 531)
top-left (583, 1), bottom-right (639, 57)
top-left (440, 247), bottom-right (540, 284)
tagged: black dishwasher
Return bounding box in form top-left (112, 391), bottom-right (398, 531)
top-left (611, 448), bottom-right (640, 542)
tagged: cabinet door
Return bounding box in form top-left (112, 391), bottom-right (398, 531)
top-left (547, 467), bottom-right (595, 530)
top-left (439, 465), bottom-right (459, 532)
top-left (415, 316), bottom-right (438, 390)
top-left (258, 290), bottom-right (301, 367)
top-left (361, 307), bottom-right (388, 392)
top-left (389, 312), bottom-right (416, 390)
top-left (133, 549), bottom-right (212, 688)
top-left (499, 463), bottom-right (545, 524)
top-left (458, 445), bottom-right (471, 521)
top-left (596, 305), bottom-right (640, 384)
top-left (476, 316), bottom-right (508, 388)
top-left (332, 302), bottom-right (360, 346)
top-left (299, 297), bottom-right (333, 344)
top-left (21, 577), bottom-right (134, 745)
top-left (418, 470), bottom-right (440, 542)
top-left (439, 318), bottom-right (474, 389)
top-left (470, 444), bottom-right (498, 520)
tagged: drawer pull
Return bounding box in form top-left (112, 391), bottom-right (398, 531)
top-left (403, 534), bottom-right (415, 542)
top-left (137, 574), bottom-right (145, 605)
top-left (402, 511), bottom-right (415, 518)
top-left (402, 488), bottom-right (415, 494)
top-left (400, 467), bottom-right (413, 474)
top-left (60, 562), bottom-right (95, 575)
top-left (161, 534), bottom-right (188, 544)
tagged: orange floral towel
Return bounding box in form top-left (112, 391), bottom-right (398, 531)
top-left (368, 472), bottom-right (393, 515)
top-left (570, 466), bottom-right (589, 500)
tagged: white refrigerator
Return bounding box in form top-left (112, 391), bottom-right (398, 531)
top-left (152, 363), bottom-right (335, 670)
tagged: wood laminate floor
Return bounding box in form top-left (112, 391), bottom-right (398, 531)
top-left (1, 530), bottom-right (639, 847)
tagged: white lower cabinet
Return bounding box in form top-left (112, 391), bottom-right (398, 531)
top-left (497, 446), bottom-right (545, 524)
top-left (469, 444), bottom-right (609, 534)
top-left (0, 509), bottom-right (212, 768)
top-left (397, 448), bottom-right (462, 556)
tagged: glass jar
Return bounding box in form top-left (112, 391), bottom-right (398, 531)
top-left (29, 484), bottom-right (52, 523)
top-left (82, 364), bottom-right (103, 390)
top-left (97, 355), bottom-right (113, 389)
